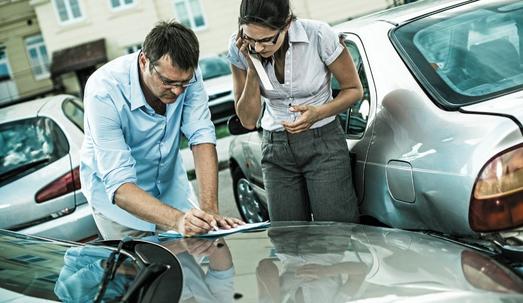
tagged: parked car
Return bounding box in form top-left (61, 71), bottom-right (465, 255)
top-left (0, 95), bottom-right (98, 241)
top-left (200, 54), bottom-right (236, 124)
top-left (2, 222), bottom-right (522, 302)
top-left (228, 0), bottom-right (523, 239)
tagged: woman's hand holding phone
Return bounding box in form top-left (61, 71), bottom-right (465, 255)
top-left (236, 29), bottom-right (257, 70)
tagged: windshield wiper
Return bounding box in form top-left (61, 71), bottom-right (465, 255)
top-left (0, 158), bottom-right (51, 182)
top-left (93, 237), bottom-right (170, 303)
top-left (94, 236), bottom-right (132, 303)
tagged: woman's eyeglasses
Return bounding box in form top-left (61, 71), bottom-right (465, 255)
top-left (239, 28), bottom-right (282, 47)
top-left (150, 62), bottom-right (197, 89)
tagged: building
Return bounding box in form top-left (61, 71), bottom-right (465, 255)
top-left (23, 0), bottom-right (402, 98)
top-left (0, 0), bottom-right (53, 105)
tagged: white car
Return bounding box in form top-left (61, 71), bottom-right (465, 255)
top-left (0, 95), bottom-right (98, 241)
top-left (199, 55), bottom-right (235, 124)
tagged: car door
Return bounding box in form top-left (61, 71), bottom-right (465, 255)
top-left (0, 115), bottom-right (76, 231)
top-left (337, 34), bottom-right (376, 202)
top-left (244, 130), bottom-right (264, 188)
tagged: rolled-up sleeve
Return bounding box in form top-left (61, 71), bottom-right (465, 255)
top-left (180, 68), bottom-right (216, 147)
top-left (317, 22), bottom-right (344, 66)
top-left (84, 90), bottom-right (137, 203)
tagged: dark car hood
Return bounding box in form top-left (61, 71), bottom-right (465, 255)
top-left (156, 222), bottom-right (523, 303)
top-left (2, 223), bottom-right (522, 302)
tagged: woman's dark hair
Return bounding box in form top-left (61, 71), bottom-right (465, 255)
top-left (142, 20), bottom-right (199, 71)
top-left (238, 0), bottom-right (296, 29)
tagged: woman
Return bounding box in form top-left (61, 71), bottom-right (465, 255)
top-left (228, 0), bottom-right (363, 222)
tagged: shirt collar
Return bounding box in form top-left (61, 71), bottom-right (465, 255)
top-left (288, 19), bottom-right (309, 44)
top-left (129, 51), bottom-right (148, 111)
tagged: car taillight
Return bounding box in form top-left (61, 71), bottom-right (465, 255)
top-left (35, 167), bottom-right (81, 203)
top-left (470, 145), bottom-right (523, 232)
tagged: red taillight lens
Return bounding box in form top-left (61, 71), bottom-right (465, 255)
top-left (470, 146), bottom-right (523, 232)
top-left (35, 167), bottom-right (81, 203)
top-left (461, 250), bottom-right (523, 293)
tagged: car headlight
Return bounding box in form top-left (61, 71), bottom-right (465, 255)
top-left (470, 145), bottom-right (523, 232)
top-left (461, 250), bottom-right (523, 293)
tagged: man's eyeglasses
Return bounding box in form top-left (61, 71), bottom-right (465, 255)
top-left (240, 28), bottom-right (282, 47)
top-left (150, 62), bottom-right (197, 89)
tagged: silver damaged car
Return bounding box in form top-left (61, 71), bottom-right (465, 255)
top-left (228, 0), bottom-right (523, 239)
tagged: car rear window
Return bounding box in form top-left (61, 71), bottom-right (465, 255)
top-left (0, 117), bottom-right (69, 185)
top-left (199, 56), bottom-right (232, 81)
top-left (392, 1), bottom-right (523, 108)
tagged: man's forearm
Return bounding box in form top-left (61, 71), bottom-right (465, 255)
top-left (191, 143), bottom-right (219, 213)
top-left (114, 183), bottom-right (183, 230)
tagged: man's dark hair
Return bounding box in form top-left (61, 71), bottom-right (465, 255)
top-left (142, 20), bottom-right (199, 71)
top-left (238, 0), bottom-right (296, 29)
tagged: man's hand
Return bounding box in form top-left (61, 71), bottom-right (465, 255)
top-left (282, 105), bottom-right (322, 133)
top-left (177, 209), bottom-right (217, 236)
top-left (210, 213), bottom-right (245, 230)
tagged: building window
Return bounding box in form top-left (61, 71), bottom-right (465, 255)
top-left (54, 0), bottom-right (83, 23)
top-left (173, 0), bottom-right (206, 30)
top-left (0, 46), bottom-right (11, 81)
top-left (11, 254), bottom-right (47, 263)
top-left (126, 43), bottom-right (142, 54)
top-left (25, 35), bottom-right (50, 80)
top-left (110, 0), bottom-right (135, 10)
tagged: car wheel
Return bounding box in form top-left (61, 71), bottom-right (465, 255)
top-left (232, 167), bottom-right (269, 223)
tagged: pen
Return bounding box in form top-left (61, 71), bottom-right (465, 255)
top-left (187, 197), bottom-right (220, 231)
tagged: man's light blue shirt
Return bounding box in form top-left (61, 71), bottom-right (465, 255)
top-left (80, 51), bottom-right (216, 231)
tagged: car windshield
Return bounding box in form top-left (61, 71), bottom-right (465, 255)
top-left (392, 0), bottom-right (523, 108)
top-left (199, 56), bottom-right (231, 81)
top-left (0, 232), bottom-right (141, 302)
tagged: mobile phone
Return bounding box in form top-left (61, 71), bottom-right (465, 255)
top-left (248, 44), bottom-right (258, 55)
top-left (239, 28), bottom-right (258, 55)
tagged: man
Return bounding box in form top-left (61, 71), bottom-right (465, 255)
top-left (80, 21), bottom-right (243, 240)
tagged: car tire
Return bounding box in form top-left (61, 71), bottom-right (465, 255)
top-left (231, 166), bottom-right (269, 223)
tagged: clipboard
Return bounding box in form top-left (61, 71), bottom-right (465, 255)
top-left (158, 221), bottom-right (270, 239)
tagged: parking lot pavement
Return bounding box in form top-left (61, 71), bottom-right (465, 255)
top-left (191, 169), bottom-right (241, 219)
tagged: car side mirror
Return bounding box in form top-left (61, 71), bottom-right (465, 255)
top-left (227, 115), bottom-right (256, 135)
